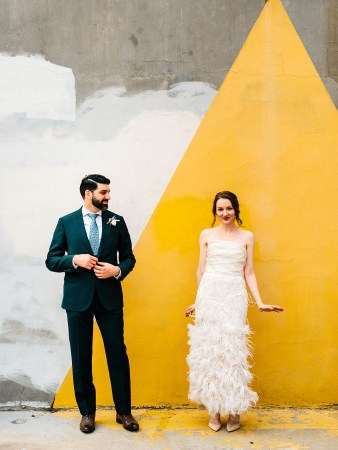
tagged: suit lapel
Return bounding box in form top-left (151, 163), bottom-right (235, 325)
top-left (73, 208), bottom-right (93, 254)
top-left (98, 211), bottom-right (116, 257)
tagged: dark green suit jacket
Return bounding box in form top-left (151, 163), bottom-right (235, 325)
top-left (45, 208), bottom-right (136, 311)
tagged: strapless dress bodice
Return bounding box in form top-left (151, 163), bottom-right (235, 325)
top-left (204, 240), bottom-right (246, 277)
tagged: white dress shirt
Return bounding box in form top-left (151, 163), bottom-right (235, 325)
top-left (82, 206), bottom-right (103, 240)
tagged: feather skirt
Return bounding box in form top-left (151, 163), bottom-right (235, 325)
top-left (187, 272), bottom-right (258, 416)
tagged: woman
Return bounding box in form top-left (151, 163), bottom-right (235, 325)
top-left (186, 191), bottom-right (283, 432)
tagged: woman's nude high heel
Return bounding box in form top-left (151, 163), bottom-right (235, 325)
top-left (226, 414), bottom-right (240, 432)
top-left (208, 414), bottom-right (221, 432)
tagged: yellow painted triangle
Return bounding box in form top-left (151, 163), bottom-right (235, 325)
top-left (55, 0), bottom-right (337, 409)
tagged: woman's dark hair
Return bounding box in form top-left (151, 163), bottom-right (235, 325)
top-left (80, 174), bottom-right (110, 199)
top-left (211, 191), bottom-right (243, 227)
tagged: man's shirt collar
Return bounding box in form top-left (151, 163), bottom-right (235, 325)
top-left (82, 206), bottom-right (102, 217)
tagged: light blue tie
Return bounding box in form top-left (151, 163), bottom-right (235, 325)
top-left (88, 213), bottom-right (100, 255)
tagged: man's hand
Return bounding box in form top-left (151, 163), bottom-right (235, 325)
top-left (73, 254), bottom-right (98, 270)
top-left (94, 262), bottom-right (120, 279)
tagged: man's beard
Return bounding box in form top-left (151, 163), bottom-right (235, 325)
top-left (92, 195), bottom-right (108, 211)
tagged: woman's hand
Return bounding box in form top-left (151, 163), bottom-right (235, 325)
top-left (258, 304), bottom-right (284, 313)
top-left (185, 304), bottom-right (195, 317)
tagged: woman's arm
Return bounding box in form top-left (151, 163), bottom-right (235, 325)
top-left (244, 233), bottom-right (283, 313)
top-left (186, 230), bottom-right (208, 317)
top-left (196, 229), bottom-right (208, 287)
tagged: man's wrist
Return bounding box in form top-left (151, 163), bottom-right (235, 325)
top-left (72, 255), bottom-right (78, 269)
top-left (114, 267), bottom-right (121, 279)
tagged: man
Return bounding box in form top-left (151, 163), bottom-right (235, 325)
top-left (46, 174), bottom-right (139, 433)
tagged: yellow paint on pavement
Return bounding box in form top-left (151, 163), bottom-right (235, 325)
top-left (56, 408), bottom-right (338, 431)
top-left (55, 408), bottom-right (338, 449)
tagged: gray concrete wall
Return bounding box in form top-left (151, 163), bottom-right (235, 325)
top-left (285, 0), bottom-right (338, 105)
top-left (0, 0), bottom-right (336, 106)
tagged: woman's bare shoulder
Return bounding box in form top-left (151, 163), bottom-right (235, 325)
top-left (200, 227), bottom-right (216, 241)
top-left (238, 228), bottom-right (254, 244)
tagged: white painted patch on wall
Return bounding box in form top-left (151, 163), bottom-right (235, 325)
top-left (0, 53), bottom-right (216, 406)
top-left (0, 54), bottom-right (75, 121)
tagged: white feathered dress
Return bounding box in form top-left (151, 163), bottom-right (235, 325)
top-left (187, 240), bottom-right (258, 416)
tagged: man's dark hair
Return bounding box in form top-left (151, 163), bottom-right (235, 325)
top-left (80, 174), bottom-right (110, 199)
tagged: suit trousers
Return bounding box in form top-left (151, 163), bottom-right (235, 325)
top-left (66, 291), bottom-right (131, 416)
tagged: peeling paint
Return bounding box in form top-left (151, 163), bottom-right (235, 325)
top-left (0, 376), bottom-right (54, 405)
top-left (0, 320), bottom-right (58, 344)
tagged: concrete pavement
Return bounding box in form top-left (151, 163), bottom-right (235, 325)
top-left (1, 408), bottom-right (337, 449)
